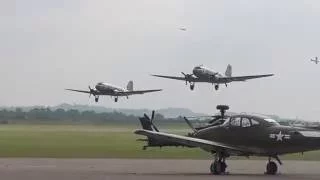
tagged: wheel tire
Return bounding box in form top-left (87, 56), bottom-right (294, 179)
top-left (215, 85), bottom-right (219, 90)
top-left (221, 162), bottom-right (227, 173)
top-left (190, 85), bottom-right (195, 91)
top-left (266, 161), bottom-right (278, 175)
top-left (210, 161), bottom-right (222, 175)
top-left (95, 98), bottom-right (99, 102)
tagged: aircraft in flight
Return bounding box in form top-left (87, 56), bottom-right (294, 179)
top-left (66, 81), bottom-right (162, 102)
top-left (152, 65), bottom-right (274, 91)
top-left (311, 57), bottom-right (319, 64)
top-left (136, 105), bottom-right (320, 175)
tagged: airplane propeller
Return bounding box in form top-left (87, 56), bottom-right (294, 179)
top-left (88, 86), bottom-right (95, 97)
top-left (181, 72), bottom-right (194, 85)
top-left (144, 110), bottom-right (159, 132)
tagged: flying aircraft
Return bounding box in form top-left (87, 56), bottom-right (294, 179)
top-left (311, 57), bottom-right (319, 64)
top-left (151, 65), bottom-right (274, 91)
top-left (135, 105), bottom-right (320, 175)
top-left (65, 81), bottom-right (162, 102)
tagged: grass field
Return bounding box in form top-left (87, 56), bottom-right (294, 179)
top-left (0, 124), bottom-right (319, 160)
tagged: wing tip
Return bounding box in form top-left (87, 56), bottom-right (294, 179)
top-left (151, 74), bottom-right (161, 77)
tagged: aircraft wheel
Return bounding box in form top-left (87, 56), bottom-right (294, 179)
top-left (210, 161), bottom-right (225, 175)
top-left (190, 84), bottom-right (195, 91)
top-left (221, 162), bottom-right (227, 173)
top-left (115, 97), bottom-right (118, 102)
top-left (266, 161), bottom-right (278, 175)
top-left (215, 85), bottom-right (219, 91)
top-left (95, 97), bottom-right (99, 103)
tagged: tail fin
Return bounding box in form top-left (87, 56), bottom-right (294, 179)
top-left (225, 64), bottom-right (232, 77)
top-left (127, 81), bottom-right (133, 91)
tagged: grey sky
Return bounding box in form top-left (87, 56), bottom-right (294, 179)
top-left (1, 0), bottom-right (320, 120)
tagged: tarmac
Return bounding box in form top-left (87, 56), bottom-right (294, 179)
top-left (0, 158), bottom-right (319, 180)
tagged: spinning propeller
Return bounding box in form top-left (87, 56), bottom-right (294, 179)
top-left (143, 110), bottom-right (159, 132)
top-left (181, 72), bottom-right (194, 85)
top-left (88, 86), bottom-right (95, 98)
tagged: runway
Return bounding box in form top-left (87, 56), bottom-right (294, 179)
top-left (0, 159), bottom-right (319, 180)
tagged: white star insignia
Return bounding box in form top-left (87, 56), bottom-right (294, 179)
top-left (275, 131), bottom-right (284, 141)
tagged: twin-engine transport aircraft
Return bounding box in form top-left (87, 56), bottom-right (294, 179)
top-left (66, 81), bottom-right (162, 102)
top-left (311, 57), bottom-right (319, 64)
top-left (152, 65), bottom-right (274, 91)
top-left (136, 105), bottom-right (320, 175)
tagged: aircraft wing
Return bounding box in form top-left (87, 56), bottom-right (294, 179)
top-left (219, 74), bottom-right (274, 82)
top-left (117, 89), bottom-right (162, 96)
top-left (135, 129), bottom-right (244, 152)
top-left (151, 74), bottom-right (188, 81)
top-left (65, 89), bottom-right (91, 94)
top-left (152, 74), bottom-right (202, 82)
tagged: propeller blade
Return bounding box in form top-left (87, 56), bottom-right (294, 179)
top-left (152, 123), bottom-right (160, 132)
top-left (184, 117), bottom-right (196, 132)
top-left (143, 114), bottom-right (151, 121)
top-left (150, 111), bottom-right (159, 132)
top-left (181, 72), bottom-right (194, 85)
top-left (151, 110), bottom-right (155, 121)
top-left (88, 86), bottom-right (92, 97)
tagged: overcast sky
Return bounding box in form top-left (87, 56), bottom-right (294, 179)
top-left (1, 0), bottom-right (320, 120)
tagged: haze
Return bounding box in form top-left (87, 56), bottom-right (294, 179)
top-left (1, 0), bottom-right (320, 121)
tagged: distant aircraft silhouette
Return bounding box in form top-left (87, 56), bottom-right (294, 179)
top-left (311, 57), bottom-right (319, 64)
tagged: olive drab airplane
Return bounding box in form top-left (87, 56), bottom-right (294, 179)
top-left (135, 105), bottom-right (320, 175)
top-left (311, 57), bottom-right (319, 64)
top-left (152, 65), bottom-right (274, 91)
top-left (65, 81), bottom-right (162, 102)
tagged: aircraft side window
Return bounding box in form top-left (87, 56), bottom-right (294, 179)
top-left (241, 118), bottom-right (251, 128)
top-left (230, 117), bottom-right (241, 127)
top-left (251, 119), bottom-right (260, 126)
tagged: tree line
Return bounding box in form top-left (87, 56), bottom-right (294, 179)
top-left (0, 108), bottom-right (174, 124)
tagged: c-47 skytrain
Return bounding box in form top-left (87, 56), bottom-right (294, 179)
top-left (66, 81), bottom-right (162, 102)
top-left (152, 64), bottom-right (274, 91)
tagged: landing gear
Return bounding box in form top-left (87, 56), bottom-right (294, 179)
top-left (214, 84), bottom-right (219, 91)
top-left (210, 160), bottom-right (227, 175)
top-left (190, 83), bottom-right (195, 91)
top-left (210, 152), bottom-right (227, 175)
top-left (114, 97), bottom-right (118, 102)
top-left (266, 161), bottom-right (278, 175)
top-left (265, 156), bottom-right (281, 175)
top-left (95, 96), bottom-right (99, 103)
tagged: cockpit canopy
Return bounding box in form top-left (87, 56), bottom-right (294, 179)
top-left (225, 115), bottom-right (280, 128)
